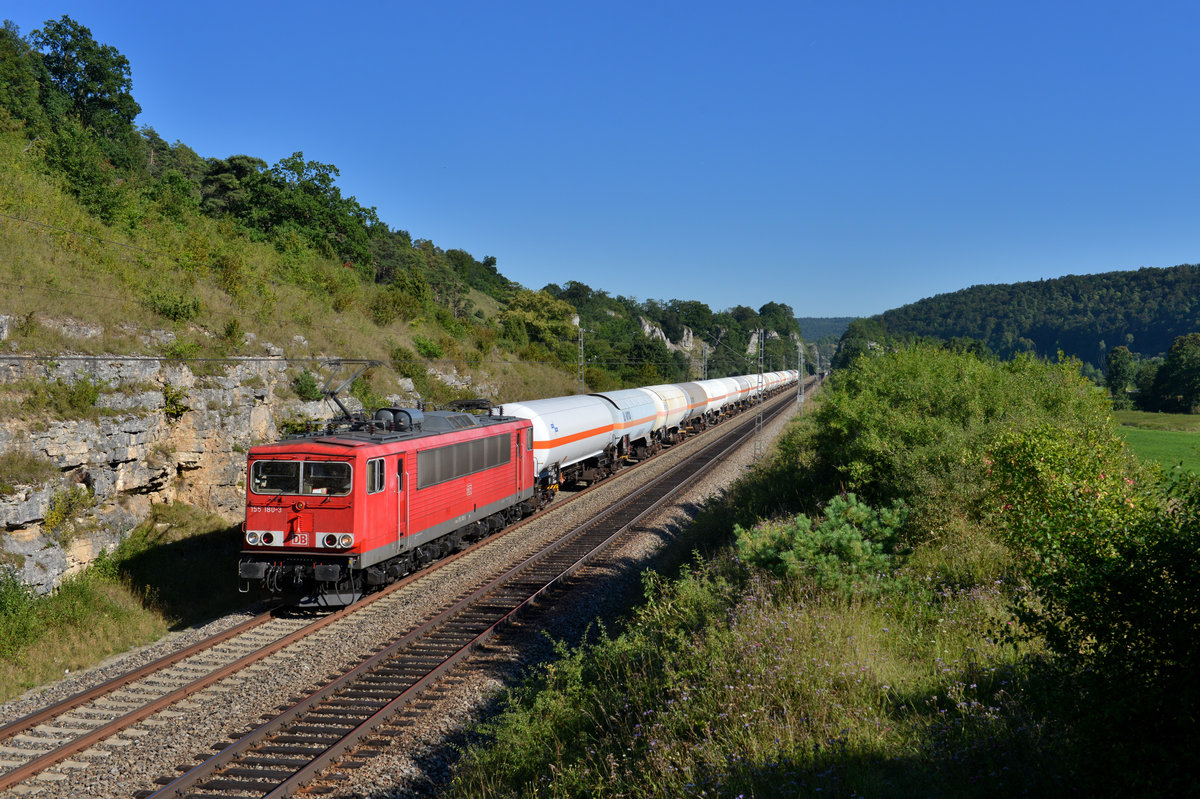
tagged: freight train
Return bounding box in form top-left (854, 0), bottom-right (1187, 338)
top-left (238, 371), bottom-right (799, 605)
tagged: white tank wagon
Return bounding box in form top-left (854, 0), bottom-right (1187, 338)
top-left (716, 376), bottom-right (742, 406)
top-left (674, 382), bottom-right (712, 431)
top-left (715, 376), bottom-right (755, 415)
top-left (694, 378), bottom-right (737, 422)
top-left (641, 383), bottom-right (693, 443)
top-left (491, 394), bottom-right (621, 488)
top-left (591, 388), bottom-right (663, 459)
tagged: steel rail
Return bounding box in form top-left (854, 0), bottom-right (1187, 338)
top-left (0, 611), bottom-right (273, 745)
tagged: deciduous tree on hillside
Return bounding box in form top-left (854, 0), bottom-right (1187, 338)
top-left (31, 15), bottom-right (140, 139)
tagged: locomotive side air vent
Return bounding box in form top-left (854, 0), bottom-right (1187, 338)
top-left (374, 408), bottom-right (423, 431)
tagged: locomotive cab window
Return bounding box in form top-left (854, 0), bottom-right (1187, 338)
top-left (367, 458), bottom-right (385, 494)
top-left (252, 461), bottom-right (299, 494)
top-left (250, 460), bottom-right (351, 496)
top-left (397, 459), bottom-right (404, 492)
top-left (304, 462), bottom-right (352, 495)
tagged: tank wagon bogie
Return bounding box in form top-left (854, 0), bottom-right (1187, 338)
top-left (239, 369), bottom-right (802, 605)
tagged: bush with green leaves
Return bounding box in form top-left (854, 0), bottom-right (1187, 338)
top-left (142, 288), bottom-right (200, 322)
top-left (161, 382), bottom-right (189, 420)
top-left (388, 344), bottom-right (424, 381)
top-left (734, 493), bottom-right (906, 592)
top-left (800, 345), bottom-right (1112, 531)
top-left (349, 375), bottom-right (386, 412)
top-left (369, 287), bottom-right (413, 327)
top-left (987, 424), bottom-right (1198, 683)
top-left (159, 339), bottom-right (201, 361)
top-left (986, 422), bottom-right (1200, 785)
top-left (291, 369), bottom-right (323, 401)
top-left (43, 484), bottom-right (95, 544)
top-left (412, 334), bottom-right (443, 359)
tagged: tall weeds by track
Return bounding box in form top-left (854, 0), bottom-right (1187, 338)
top-left (450, 345), bottom-right (1200, 798)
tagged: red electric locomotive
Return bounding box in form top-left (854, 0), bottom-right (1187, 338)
top-left (238, 405), bottom-right (536, 606)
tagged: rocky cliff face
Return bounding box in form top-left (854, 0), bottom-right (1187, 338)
top-left (637, 318), bottom-right (707, 360)
top-left (639, 319), bottom-right (801, 362)
top-left (0, 331), bottom-right (353, 593)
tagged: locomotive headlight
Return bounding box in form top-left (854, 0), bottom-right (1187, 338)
top-left (338, 533), bottom-right (354, 548)
top-left (261, 532), bottom-right (275, 545)
top-left (323, 534), bottom-right (338, 548)
top-left (246, 531), bottom-right (260, 546)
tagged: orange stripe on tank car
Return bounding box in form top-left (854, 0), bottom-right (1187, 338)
top-left (532, 423), bottom-right (617, 449)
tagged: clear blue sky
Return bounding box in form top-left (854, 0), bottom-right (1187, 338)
top-left (7, 1), bottom-right (1200, 318)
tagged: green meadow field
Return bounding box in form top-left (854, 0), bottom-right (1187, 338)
top-left (1115, 410), bottom-right (1200, 473)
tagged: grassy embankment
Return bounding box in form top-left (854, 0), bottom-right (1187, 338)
top-left (1115, 409), bottom-right (1200, 474)
top-left (449, 347), bottom-right (1199, 798)
top-left (0, 503), bottom-right (242, 701)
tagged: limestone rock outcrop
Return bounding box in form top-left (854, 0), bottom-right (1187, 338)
top-left (0, 346), bottom-right (352, 593)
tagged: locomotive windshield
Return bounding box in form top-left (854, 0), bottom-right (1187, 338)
top-left (250, 460), bottom-right (352, 496)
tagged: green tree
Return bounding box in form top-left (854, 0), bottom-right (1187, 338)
top-left (499, 289), bottom-right (578, 364)
top-left (140, 126), bottom-right (205, 181)
top-left (1134, 359), bottom-right (1162, 411)
top-left (265, 151), bottom-right (379, 273)
top-left (43, 115), bottom-right (126, 221)
top-left (668, 299), bottom-right (714, 337)
top-left (757, 301), bottom-right (800, 338)
top-left (1105, 344), bottom-right (1137, 403)
top-left (31, 15), bottom-right (140, 139)
top-left (1153, 332), bottom-right (1200, 413)
top-left (200, 154), bottom-right (270, 218)
top-left (0, 21), bottom-right (54, 135)
top-left (833, 317), bottom-right (888, 369)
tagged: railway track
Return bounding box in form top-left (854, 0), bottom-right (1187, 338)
top-left (140, 391), bottom-right (797, 799)
top-left (0, 384), bottom-right (807, 797)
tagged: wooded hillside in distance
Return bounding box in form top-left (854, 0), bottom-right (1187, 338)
top-left (875, 265), bottom-right (1200, 368)
top-left (795, 317), bottom-right (854, 341)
